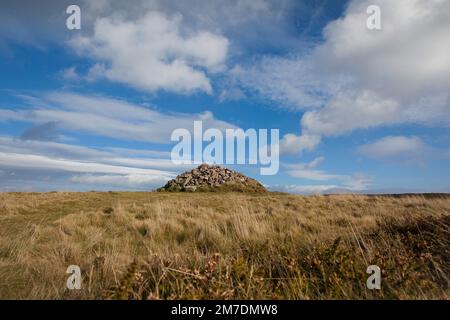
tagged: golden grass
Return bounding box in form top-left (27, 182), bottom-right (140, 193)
top-left (0, 192), bottom-right (448, 299)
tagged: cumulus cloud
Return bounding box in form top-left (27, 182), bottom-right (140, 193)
top-left (232, 0), bottom-right (450, 151)
top-left (300, 0), bottom-right (450, 137)
top-left (78, 0), bottom-right (305, 54)
top-left (0, 0), bottom-right (310, 55)
top-left (69, 11), bottom-right (229, 94)
top-left (318, 0), bottom-right (450, 102)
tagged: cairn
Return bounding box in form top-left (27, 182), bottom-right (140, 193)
top-left (157, 164), bottom-right (267, 193)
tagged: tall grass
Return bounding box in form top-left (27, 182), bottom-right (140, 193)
top-left (0, 192), bottom-right (448, 299)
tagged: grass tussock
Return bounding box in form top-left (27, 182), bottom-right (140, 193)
top-left (0, 192), bottom-right (448, 299)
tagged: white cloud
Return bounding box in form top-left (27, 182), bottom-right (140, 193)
top-left (0, 92), bottom-right (237, 144)
top-left (218, 87), bottom-right (246, 102)
top-left (301, 90), bottom-right (400, 136)
top-left (0, 109), bottom-right (26, 122)
top-left (0, 136), bottom-right (198, 190)
top-left (0, 152), bottom-right (174, 178)
top-left (304, 155), bottom-right (324, 169)
top-left (231, 0), bottom-right (450, 152)
top-left (319, 0), bottom-right (450, 102)
top-left (0, 136), bottom-right (194, 170)
top-left (279, 133), bottom-right (321, 155)
top-left (0, 136), bottom-right (110, 159)
top-left (59, 67), bottom-right (81, 81)
top-left (104, 147), bottom-right (170, 158)
top-left (69, 11), bottom-right (229, 94)
top-left (79, 0), bottom-right (300, 54)
top-left (0, 0), bottom-right (297, 57)
top-left (300, 0), bottom-right (450, 137)
top-left (0, 89), bottom-right (240, 191)
top-left (357, 136), bottom-right (429, 164)
top-left (228, 57), bottom-right (335, 110)
top-left (284, 156), bottom-right (323, 171)
top-left (284, 156), bottom-right (372, 189)
top-left (70, 174), bottom-right (166, 188)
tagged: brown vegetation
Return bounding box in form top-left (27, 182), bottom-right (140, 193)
top-left (0, 192), bottom-right (448, 299)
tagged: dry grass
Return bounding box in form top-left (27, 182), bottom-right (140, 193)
top-left (0, 192), bottom-right (448, 299)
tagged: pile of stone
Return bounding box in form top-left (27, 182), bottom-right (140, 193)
top-left (157, 164), bottom-right (267, 193)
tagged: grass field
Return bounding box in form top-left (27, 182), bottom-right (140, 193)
top-left (0, 191), bottom-right (448, 299)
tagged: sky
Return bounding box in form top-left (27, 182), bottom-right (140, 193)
top-left (0, 0), bottom-right (449, 193)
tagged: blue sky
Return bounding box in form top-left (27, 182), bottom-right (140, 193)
top-left (0, 0), bottom-right (449, 193)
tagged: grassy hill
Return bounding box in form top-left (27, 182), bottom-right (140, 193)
top-left (0, 192), bottom-right (448, 299)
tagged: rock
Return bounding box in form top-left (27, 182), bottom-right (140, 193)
top-left (157, 164), bottom-right (267, 193)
